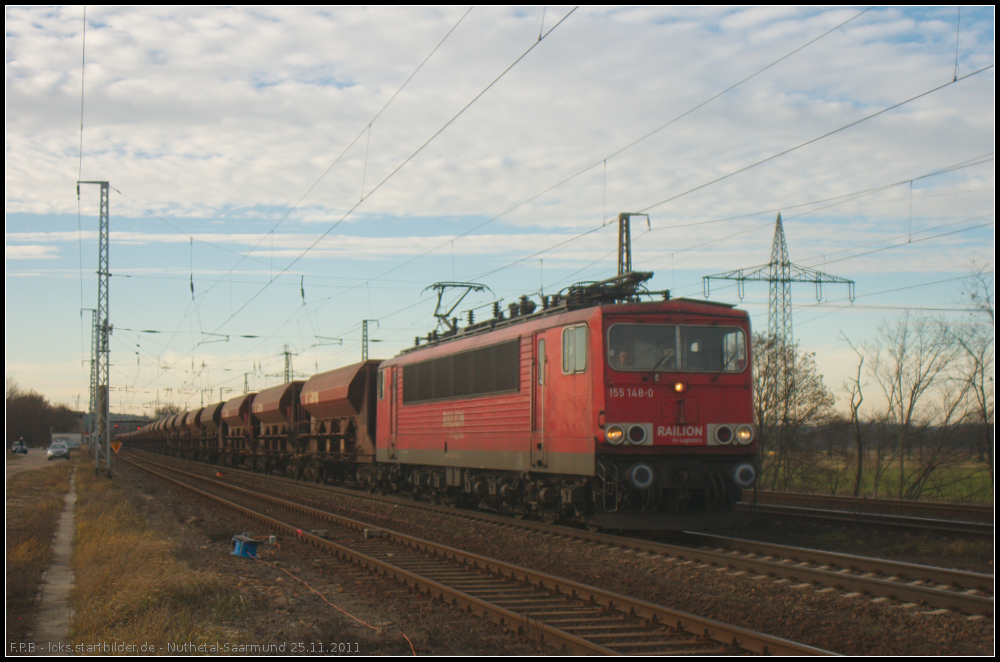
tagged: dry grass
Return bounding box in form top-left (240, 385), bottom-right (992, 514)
top-left (5, 462), bottom-right (73, 645)
top-left (71, 465), bottom-right (265, 651)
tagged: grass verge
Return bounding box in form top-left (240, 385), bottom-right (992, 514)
top-left (5, 461), bottom-right (73, 646)
top-left (71, 464), bottom-right (266, 652)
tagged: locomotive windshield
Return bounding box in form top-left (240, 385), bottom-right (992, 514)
top-left (607, 324), bottom-right (746, 373)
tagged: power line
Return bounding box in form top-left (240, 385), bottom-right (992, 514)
top-left (195, 7), bottom-right (475, 299)
top-left (668, 218), bottom-right (995, 302)
top-left (637, 64), bottom-right (995, 215)
top-left (469, 154), bottom-right (996, 291)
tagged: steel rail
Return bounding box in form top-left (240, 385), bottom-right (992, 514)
top-left (682, 532), bottom-right (993, 595)
top-left (122, 453), bottom-right (833, 656)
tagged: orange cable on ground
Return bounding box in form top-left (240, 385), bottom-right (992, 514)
top-left (249, 553), bottom-right (417, 655)
top-left (249, 554), bottom-right (380, 632)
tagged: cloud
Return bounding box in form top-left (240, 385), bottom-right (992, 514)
top-left (5, 244), bottom-right (60, 260)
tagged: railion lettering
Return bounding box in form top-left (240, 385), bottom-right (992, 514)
top-left (657, 425), bottom-right (704, 438)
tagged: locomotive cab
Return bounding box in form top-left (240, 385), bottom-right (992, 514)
top-left (594, 299), bottom-right (756, 530)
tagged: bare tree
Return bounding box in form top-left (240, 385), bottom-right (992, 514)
top-left (840, 339), bottom-right (874, 496)
top-left (155, 404), bottom-right (182, 418)
top-left (861, 312), bottom-right (960, 498)
top-left (753, 334), bottom-right (836, 491)
top-left (952, 262), bottom-right (995, 482)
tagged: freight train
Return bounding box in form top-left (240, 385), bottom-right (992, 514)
top-left (122, 271), bottom-right (757, 530)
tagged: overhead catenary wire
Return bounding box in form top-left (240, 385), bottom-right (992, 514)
top-left (77, 7), bottom-right (87, 360)
top-left (293, 12), bottom-right (988, 339)
top-left (104, 156), bottom-right (998, 409)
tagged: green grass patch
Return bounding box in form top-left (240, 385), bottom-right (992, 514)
top-left (5, 462), bottom-right (73, 646)
top-left (71, 464), bottom-right (262, 651)
top-left (760, 456), bottom-right (994, 503)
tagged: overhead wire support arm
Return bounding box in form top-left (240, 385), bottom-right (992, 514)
top-left (198, 331), bottom-right (231, 344)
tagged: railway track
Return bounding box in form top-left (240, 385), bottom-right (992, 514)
top-left (746, 490), bottom-right (993, 522)
top-left (121, 452), bottom-right (830, 656)
top-left (735, 501), bottom-right (992, 537)
top-left (127, 450), bottom-right (994, 619)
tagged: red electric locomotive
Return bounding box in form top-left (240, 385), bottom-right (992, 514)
top-left (369, 272), bottom-right (757, 530)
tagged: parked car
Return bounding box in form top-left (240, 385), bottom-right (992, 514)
top-left (47, 442), bottom-right (70, 461)
top-left (10, 440), bottom-right (28, 454)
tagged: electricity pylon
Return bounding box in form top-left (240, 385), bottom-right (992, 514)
top-left (703, 213), bottom-right (855, 354)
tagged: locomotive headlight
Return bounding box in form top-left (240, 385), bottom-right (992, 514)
top-left (673, 381), bottom-right (687, 393)
top-left (627, 424), bottom-right (646, 445)
top-left (605, 425), bottom-right (624, 445)
top-left (735, 425), bottom-right (754, 444)
top-left (714, 425), bottom-right (734, 444)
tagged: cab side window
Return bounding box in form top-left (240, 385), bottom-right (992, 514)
top-left (562, 325), bottom-right (588, 374)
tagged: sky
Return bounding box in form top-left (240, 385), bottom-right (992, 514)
top-left (5, 6), bottom-right (995, 419)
